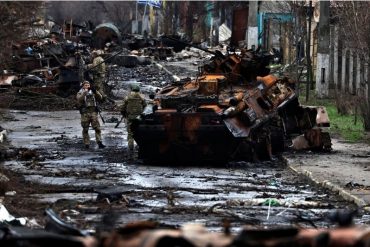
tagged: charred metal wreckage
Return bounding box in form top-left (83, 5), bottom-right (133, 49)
top-left (133, 39), bottom-right (332, 164)
top-left (0, 21), bottom-right (156, 98)
top-left (0, 24), bottom-right (183, 99)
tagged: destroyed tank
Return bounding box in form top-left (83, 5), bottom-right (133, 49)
top-left (132, 42), bottom-right (331, 164)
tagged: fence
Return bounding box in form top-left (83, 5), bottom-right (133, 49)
top-left (329, 24), bottom-right (369, 101)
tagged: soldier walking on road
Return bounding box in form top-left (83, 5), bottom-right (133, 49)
top-left (88, 50), bottom-right (106, 97)
top-left (120, 84), bottom-right (147, 151)
top-left (76, 81), bottom-right (106, 149)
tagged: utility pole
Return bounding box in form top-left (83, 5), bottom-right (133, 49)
top-left (315, 1), bottom-right (330, 98)
top-left (214, 1), bottom-right (220, 46)
top-left (247, 1), bottom-right (258, 49)
top-left (132, 1), bottom-right (138, 34)
top-left (142, 2), bottom-right (147, 35)
top-left (306, 0), bottom-right (313, 102)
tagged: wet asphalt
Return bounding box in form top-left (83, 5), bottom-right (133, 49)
top-left (1, 109), bottom-right (369, 231)
top-left (1, 57), bottom-right (369, 231)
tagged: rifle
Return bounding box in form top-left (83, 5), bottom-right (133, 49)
top-left (98, 111), bottom-right (105, 124)
top-left (105, 96), bottom-right (116, 105)
top-left (115, 115), bottom-right (125, 128)
top-left (96, 106), bottom-right (105, 124)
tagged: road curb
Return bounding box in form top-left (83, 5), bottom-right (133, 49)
top-left (287, 163), bottom-right (370, 213)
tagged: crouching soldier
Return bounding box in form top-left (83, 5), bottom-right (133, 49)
top-left (76, 81), bottom-right (106, 149)
top-left (120, 84), bottom-right (146, 151)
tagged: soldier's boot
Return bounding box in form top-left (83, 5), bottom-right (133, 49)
top-left (128, 139), bottom-right (134, 151)
top-left (97, 142), bottom-right (105, 149)
top-left (127, 149), bottom-right (133, 161)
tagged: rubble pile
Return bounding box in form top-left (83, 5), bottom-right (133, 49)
top-left (0, 22), bottom-right (195, 111)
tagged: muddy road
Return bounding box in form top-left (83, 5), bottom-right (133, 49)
top-left (1, 57), bottom-right (369, 232)
top-left (1, 109), bottom-right (369, 232)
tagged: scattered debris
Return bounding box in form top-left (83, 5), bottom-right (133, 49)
top-left (0, 203), bottom-right (27, 226)
top-left (5, 191), bottom-right (16, 196)
top-left (0, 128), bottom-right (6, 143)
top-left (18, 148), bottom-right (39, 161)
top-left (0, 172), bottom-right (9, 184)
top-left (143, 47), bottom-right (174, 60)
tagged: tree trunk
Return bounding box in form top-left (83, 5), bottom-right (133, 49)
top-left (365, 60), bottom-right (370, 130)
top-left (185, 1), bottom-right (194, 40)
top-left (172, 1), bottom-right (179, 35)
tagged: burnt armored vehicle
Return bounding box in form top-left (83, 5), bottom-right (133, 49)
top-left (132, 44), bottom-right (331, 164)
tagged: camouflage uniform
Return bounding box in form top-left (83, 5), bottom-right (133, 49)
top-left (120, 90), bottom-right (147, 150)
top-left (76, 88), bottom-right (104, 147)
top-left (89, 53), bottom-right (106, 96)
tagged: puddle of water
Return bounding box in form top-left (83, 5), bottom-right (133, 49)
top-left (42, 155), bottom-right (102, 166)
top-left (30, 193), bottom-right (98, 203)
top-left (24, 175), bottom-right (115, 187)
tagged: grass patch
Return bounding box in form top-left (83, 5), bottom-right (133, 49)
top-left (298, 93), bottom-right (366, 143)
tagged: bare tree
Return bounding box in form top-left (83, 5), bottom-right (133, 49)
top-left (332, 1), bottom-right (370, 130)
top-left (0, 1), bottom-right (43, 69)
top-left (260, 1), bottom-right (309, 95)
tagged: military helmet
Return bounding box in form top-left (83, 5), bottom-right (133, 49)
top-left (93, 49), bottom-right (103, 55)
top-left (131, 84), bottom-right (140, 92)
top-left (82, 80), bottom-right (90, 86)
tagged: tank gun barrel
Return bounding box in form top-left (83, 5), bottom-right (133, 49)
top-left (161, 35), bottom-right (223, 58)
top-left (152, 59), bottom-right (180, 82)
top-left (84, 48), bottom-right (125, 73)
